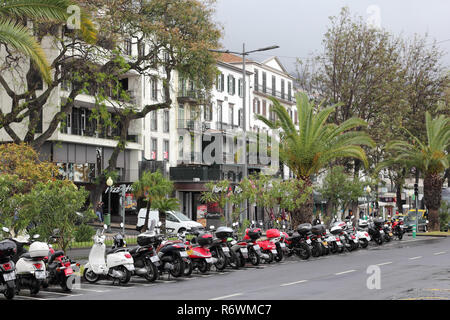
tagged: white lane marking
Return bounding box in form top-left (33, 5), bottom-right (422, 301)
top-left (409, 256), bottom-right (422, 260)
top-left (335, 269), bottom-right (356, 275)
top-left (16, 295), bottom-right (47, 300)
top-left (376, 262), bottom-right (393, 266)
top-left (280, 280), bottom-right (308, 287)
top-left (74, 287), bottom-right (108, 293)
top-left (210, 293), bottom-right (243, 300)
top-left (433, 251), bottom-right (446, 255)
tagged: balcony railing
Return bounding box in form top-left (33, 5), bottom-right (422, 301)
top-left (254, 84), bottom-right (294, 103)
top-left (177, 89), bottom-right (205, 103)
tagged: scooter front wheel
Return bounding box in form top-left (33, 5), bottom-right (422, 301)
top-left (83, 268), bottom-right (100, 283)
top-left (117, 266), bottom-right (131, 284)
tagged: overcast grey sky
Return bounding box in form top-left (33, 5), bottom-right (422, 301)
top-left (214, 0), bottom-right (450, 74)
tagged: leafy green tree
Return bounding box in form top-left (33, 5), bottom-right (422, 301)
top-left (22, 179), bottom-right (89, 252)
top-left (318, 166), bottom-right (365, 218)
top-left (256, 93), bottom-right (375, 227)
top-left (0, 0), bottom-right (95, 83)
top-left (200, 179), bottom-right (232, 220)
top-left (132, 171), bottom-right (173, 232)
top-left (379, 112), bottom-right (450, 231)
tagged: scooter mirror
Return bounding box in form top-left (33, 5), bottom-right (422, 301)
top-left (210, 225), bottom-right (215, 230)
top-left (2, 227), bottom-right (9, 233)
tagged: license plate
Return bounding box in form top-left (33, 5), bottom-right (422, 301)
top-left (3, 272), bottom-right (15, 281)
top-left (179, 251), bottom-right (188, 257)
top-left (150, 255), bottom-right (160, 263)
top-left (253, 245), bottom-right (260, 250)
top-left (222, 247), bottom-right (229, 252)
top-left (35, 271), bottom-right (46, 279)
top-left (280, 243), bottom-right (286, 248)
top-left (353, 239), bottom-right (358, 243)
top-left (205, 258), bottom-right (213, 263)
top-left (380, 230), bottom-right (384, 234)
top-left (240, 248), bottom-right (248, 253)
top-left (317, 239), bottom-right (322, 243)
top-left (389, 232), bottom-right (393, 236)
top-left (306, 239), bottom-right (311, 244)
top-left (271, 249), bottom-right (277, 254)
top-left (64, 268), bottom-right (73, 276)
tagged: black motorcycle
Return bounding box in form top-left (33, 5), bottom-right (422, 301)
top-left (126, 223), bottom-right (160, 282)
top-left (214, 226), bottom-right (241, 269)
top-left (153, 229), bottom-right (190, 278)
top-left (284, 223), bottom-right (312, 260)
top-left (0, 227), bottom-right (17, 300)
top-left (369, 218), bottom-right (385, 245)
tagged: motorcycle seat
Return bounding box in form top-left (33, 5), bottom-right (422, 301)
top-left (48, 250), bottom-right (65, 264)
top-left (107, 248), bottom-right (127, 254)
top-left (128, 246), bottom-right (140, 254)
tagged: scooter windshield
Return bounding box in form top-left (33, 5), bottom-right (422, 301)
top-left (89, 242), bottom-right (106, 270)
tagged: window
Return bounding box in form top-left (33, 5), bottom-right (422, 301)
top-left (30, 109), bottom-right (43, 134)
top-left (124, 39), bottom-right (132, 56)
top-left (281, 79), bottom-right (285, 100)
top-left (204, 104), bottom-right (212, 121)
top-left (151, 110), bottom-right (157, 131)
top-left (151, 138), bottom-right (157, 160)
top-left (272, 75), bottom-right (276, 96)
top-left (257, 100), bottom-right (261, 114)
top-left (254, 69), bottom-right (259, 92)
top-left (178, 106), bottom-right (185, 128)
top-left (294, 110), bottom-right (298, 124)
top-left (163, 110), bottom-right (169, 132)
top-left (163, 139), bottom-right (169, 160)
top-left (262, 72), bottom-right (266, 93)
top-left (262, 100), bottom-right (266, 116)
top-left (227, 75), bottom-right (235, 95)
top-left (138, 41), bottom-right (145, 58)
top-left (288, 82), bottom-right (292, 101)
top-left (228, 103), bottom-right (234, 126)
top-left (216, 72), bottom-right (225, 92)
top-left (151, 76), bottom-right (158, 100)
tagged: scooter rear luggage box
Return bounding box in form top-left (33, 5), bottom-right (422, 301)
top-left (137, 232), bottom-right (157, 246)
top-left (247, 228), bottom-right (262, 240)
top-left (197, 233), bottom-right (213, 246)
top-left (266, 229), bottom-right (280, 238)
top-left (29, 242), bottom-right (49, 258)
top-left (0, 239), bottom-right (16, 259)
top-left (311, 224), bottom-right (326, 235)
top-left (297, 223), bottom-right (312, 235)
top-left (374, 218), bottom-right (385, 227)
top-left (330, 226), bottom-right (343, 235)
top-left (215, 226), bottom-right (233, 239)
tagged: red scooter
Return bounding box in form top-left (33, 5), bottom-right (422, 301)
top-left (183, 231), bottom-right (217, 274)
top-left (266, 229), bottom-right (285, 262)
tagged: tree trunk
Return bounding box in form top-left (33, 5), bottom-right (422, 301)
top-left (290, 176), bottom-right (314, 228)
top-left (159, 209), bottom-right (166, 235)
top-left (423, 173), bottom-right (443, 231)
top-left (396, 184), bottom-right (403, 214)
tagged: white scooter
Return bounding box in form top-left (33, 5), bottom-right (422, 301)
top-left (356, 219), bottom-right (371, 248)
top-left (14, 233), bottom-right (49, 295)
top-left (83, 225), bottom-right (135, 284)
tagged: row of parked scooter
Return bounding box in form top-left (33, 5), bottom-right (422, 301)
top-left (0, 216), bottom-right (406, 300)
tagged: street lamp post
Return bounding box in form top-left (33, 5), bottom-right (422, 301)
top-left (209, 44), bottom-right (279, 222)
top-left (106, 177), bottom-right (113, 231)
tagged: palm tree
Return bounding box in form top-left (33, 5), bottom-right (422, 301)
top-left (0, 0), bottom-right (96, 84)
top-left (152, 197), bottom-right (180, 235)
top-left (132, 171), bottom-right (174, 232)
top-left (256, 93), bottom-right (375, 227)
top-left (379, 112), bottom-right (450, 231)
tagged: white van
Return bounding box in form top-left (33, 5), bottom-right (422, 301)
top-left (136, 209), bottom-right (204, 234)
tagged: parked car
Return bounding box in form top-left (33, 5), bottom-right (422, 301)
top-left (136, 209), bottom-right (204, 234)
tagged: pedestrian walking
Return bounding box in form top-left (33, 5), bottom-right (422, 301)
top-left (96, 201), bottom-right (104, 223)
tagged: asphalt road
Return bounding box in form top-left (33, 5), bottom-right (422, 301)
top-left (6, 235), bottom-right (450, 301)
